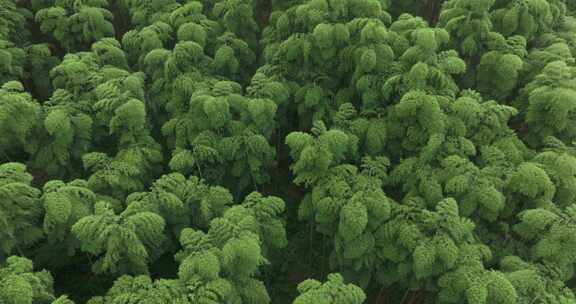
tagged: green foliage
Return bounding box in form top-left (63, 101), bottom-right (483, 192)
top-left (126, 172), bottom-right (233, 236)
top-left (32, 95), bottom-right (92, 175)
top-left (0, 0), bottom-right (29, 43)
top-left (0, 256), bottom-right (70, 304)
top-left (163, 80), bottom-right (277, 193)
top-left (439, 0), bottom-right (496, 57)
top-left (514, 205), bottom-right (576, 281)
top-left (71, 201), bottom-right (166, 275)
top-left (0, 82), bottom-right (41, 155)
top-left (91, 191), bottom-right (287, 303)
top-left (85, 275), bottom-right (185, 304)
top-left (491, 0), bottom-right (558, 40)
top-left (208, 0), bottom-right (260, 49)
top-left (0, 163), bottom-right (42, 256)
top-left (35, 0), bottom-right (115, 50)
top-left (3, 0), bottom-right (576, 303)
top-left (501, 255), bottom-right (576, 303)
top-left (293, 273), bottom-right (366, 304)
top-left (171, 198), bottom-right (285, 303)
top-left (518, 60), bottom-right (576, 146)
top-left (40, 179), bottom-right (96, 252)
top-left (476, 36), bottom-right (526, 100)
top-left (0, 41), bottom-right (26, 84)
top-left (36, 41), bottom-right (163, 195)
top-left (286, 121), bottom-right (357, 186)
top-left (24, 44), bottom-right (60, 100)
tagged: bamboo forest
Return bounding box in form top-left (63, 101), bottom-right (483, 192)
top-left (1, 0), bottom-right (576, 303)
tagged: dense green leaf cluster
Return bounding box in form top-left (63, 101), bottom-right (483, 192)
top-left (0, 0), bottom-right (576, 303)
